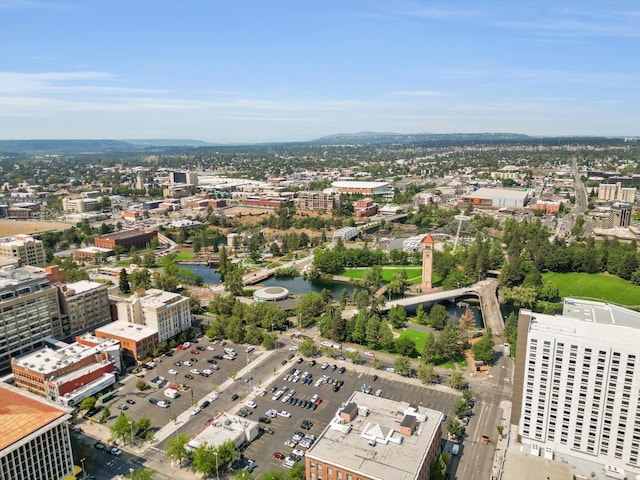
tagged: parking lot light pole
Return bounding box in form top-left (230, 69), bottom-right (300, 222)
top-left (80, 457), bottom-right (86, 479)
top-left (214, 451), bottom-right (219, 480)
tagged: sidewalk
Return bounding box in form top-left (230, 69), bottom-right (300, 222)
top-left (491, 399), bottom-right (512, 480)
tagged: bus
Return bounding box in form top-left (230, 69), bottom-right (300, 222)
top-left (98, 391), bottom-right (116, 404)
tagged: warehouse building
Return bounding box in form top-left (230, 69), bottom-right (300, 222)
top-left (458, 187), bottom-right (531, 208)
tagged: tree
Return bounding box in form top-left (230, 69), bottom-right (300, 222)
top-left (135, 379), bottom-right (149, 391)
top-left (80, 396), bottom-right (97, 411)
top-left (233, 470), bottom-right (254, 480)
top-left (449, 371), bottom-right (466, 390)
top-left (454, 399), bottom-right (469, 418)
top-left (213, 440), bottom-right (236, 470)
top-left (100, 407), bottom-right (111, 423)
top-left (223, 269), bottom-right (244, 296)
top-left (379, 322), bottom-right (394, 350)
top-left (165, 434), bottom-right (190, 467)
top-left (287, 461), bottom-right (306, 480)
top-left (192, 444), bottom-right (217, 476)
top-left (262, 332), bottom-right (277, 349)
top-left (119, 268), bottom-right (131, 293)
top-left (393, 356), bottom-right (412, 376)
top-left (388, 305), bottom-right (406, 328)
top-left (346, 349), bottom-right (361, 364)
top-left (414, 304), bottom-right (426, 325)
top-left (296, 292), bottom-right (326, 327)
top-left (395, 337), bottom-right (417, 357)
top-left (447, 418), bottom-right (462, 437)
top-left (110, 413), bottom-right (132, 443)
top-left (387, 272), bottom-right (408, 298)
top-left (462, 388), bottom-right (473, 403)
top-left (472, 328), bottom-right (495, 365)
top-left (417, 362), bottom-right (438, 384)
top-left (428, 303), bottom-right (449, 330)
top-left (298, 338), bottom-right (316, 357)
top-left (127, 468), bottom-right (155, 480)
top-left (130, 268), bottom-right (152, 290)
top-left (260, 472), bottom-right (285, 480)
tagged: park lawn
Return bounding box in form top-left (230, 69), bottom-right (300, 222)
top-left (173, 250), bottom-right (194, 261)
top-left (542, 272), bottom-right (640, 306)
top-left (342, 266), bottom-right (442, 285)
top-left (396, 328), bottom-right (428, 355)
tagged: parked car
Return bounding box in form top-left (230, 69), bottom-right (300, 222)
top-left (245, 346), bottom-right (255, 353)
top-left (231, 393), bottom-right (239, 401)
top-left (364, 351), bottom-right (375, 357)
top-left (258, 416), bottom-right (271, 424)
top-left (245, 400), bottom-right (257, 409)
top-left (273, 451), bottom-right (285, 460)
top-left (278, 410), bottom-right (291, 418)
top-left (117, 403), bottom-right (128, 410)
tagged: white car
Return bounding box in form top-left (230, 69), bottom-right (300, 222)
top-left (223, 354), bottom-right (235, 360)
top-left (288, 345), bottom-right (298, 351)
top-left (207, 345), bottom-right (215, 351)
top-left (168, 369), bottom-right (178, 375)
top-left (364, 351), bottom-right (375, 357)
top-left (299, 439), bottom-right (312, 448)
top-left (265, 409), bottom-right (278, 418)
top-left (278, 410), bottom-right (291, 418)
top-left (245, 346), bottom-right (255, 353)
top-left (321, 362), bottom-right (329, 370)
top-left (190, 368), bottom-right (200, 375)
top-left (157, 400), bottom-right (170, 408)
top-left (320, 341), bottom-right (332, 347)
top-left (183, 361), bottom-right (192, 366)
top-left (208, 394), bottom-right (218, 403)
top-left (283, 458), bottom-right (296, 468)
top-left (345, 347), bottom-right (357, 353)
top-left (292, 448), bottom-right (305, 457)
top-left (202, 369), bottom-right (212, 375)
top-left (245, 400), bottom-right (257, 409)
top-left (191, 406), bottom-right (202, 416)
top-left (110, 447), bottom-right (122, 456)
top-left (386, 367), bottom-right (395, 373)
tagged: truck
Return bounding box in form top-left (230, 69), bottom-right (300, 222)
top-left (164, 388), bottom-right (179, 399)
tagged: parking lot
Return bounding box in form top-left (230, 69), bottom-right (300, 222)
top-left (240, 356), bottom-right (461, 474)
top-left (99, 337), bottom-right (257, 437)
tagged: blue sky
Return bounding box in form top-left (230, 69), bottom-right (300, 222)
top-left (0, 0), bottom-right (638, 143)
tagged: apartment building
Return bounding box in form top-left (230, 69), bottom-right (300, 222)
top-left (608, 202), bottom-right (632, 228)
top-left (305, 391), bottom-right (442, 480)
top-left (0, 266), bottom-right (62, 373)
top-left (0, 384), bottom-right (75, 480)
top-left (113, 288), bottom-right (191, 343)
top-left (0, 234), bottom-right (47, 266)
top-left (598, 182), bottom-right (637, 203)
top-left (513, 299), bottom-right (640, 478)
top-left (57, 280), bottom-right (111, 338)
top-left (297, 191), bottom-right (340, 212)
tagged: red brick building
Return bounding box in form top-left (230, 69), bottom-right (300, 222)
top-left (355, 197), bottom-right (378, 219)
top-left (94, 228), bottom-right (157, 251)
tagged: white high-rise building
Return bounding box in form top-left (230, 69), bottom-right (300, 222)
top-left (514, 299), bottom-right (640, 477)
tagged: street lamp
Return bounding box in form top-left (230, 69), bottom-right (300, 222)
top-left (80, 458), bottom-right (86, 479)
top-left (214, 451), bottom-right (219, 480)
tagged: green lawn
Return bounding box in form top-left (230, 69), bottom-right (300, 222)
top-left (396, 328), bottom-right (428, 354)
top-left (542, 272), bottom-right (640, 306)
top-left (173, 250), bottom-right (194, 261)
top-left (342, 266), bottom-right (442, 285)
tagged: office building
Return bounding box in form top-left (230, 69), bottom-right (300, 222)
top-left (0, 266), bottom-right (62, 373)
top-left (0, 384), bottom-right (75, 480)
top-left (57, 280), bottom-right (111, 338)
top-left (169, 171), bottom-right (199, 186)
top-left (598, 182), bottom-right (637, 203)
top-left (95, 321), bottom-right (158, 365)
top-left (609, 202), bottom-right (632, 228)
top-left (11, 336), bottom-right (119, 407)
top-left (0, 234), bottom-right (47, 267)
top-left (513, 299), bottom-right (640, 478)
top-left (113, 288), bottom-right (191, 343)
top-left (306, 391), bottom-right (443, 480)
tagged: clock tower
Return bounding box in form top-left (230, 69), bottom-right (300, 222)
top-left (421, 234), bottom-right (434, 291)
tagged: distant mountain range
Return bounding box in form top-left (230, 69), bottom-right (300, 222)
top-left (0, 132), bottom-right (620, 154)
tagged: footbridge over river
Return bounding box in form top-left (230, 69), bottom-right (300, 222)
top-left (382, 279), bottom-right (496, 312)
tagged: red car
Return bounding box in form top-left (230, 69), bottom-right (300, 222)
top-left (177, 345), bottom-right (186, 350)
top-left (190, 349), bottom-right (200, 355)
top-left (273, 451), bottom-right (285, 460)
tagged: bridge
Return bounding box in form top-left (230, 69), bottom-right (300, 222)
top-left (382, 279), bottom-right (496, 311)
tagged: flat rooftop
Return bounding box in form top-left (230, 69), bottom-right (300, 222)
top-left (525, 299), bottom-right (640, 349)
top-left (563, 297), bottom-right (640, 328)
top-left (464, 187), bottom-right (530, 201)
top-left (97, 228), bottom-right (155, 241)
top-left (306, 392), bottom-right (442, 480)
top-left (0, 384), bottom-right (70, 450)
top-left (13, 337), bottom-right (119, 374)
top-left (95, 320), bottom-right (157, 341)
top-left (65, 279), bottom-right (105, 294)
